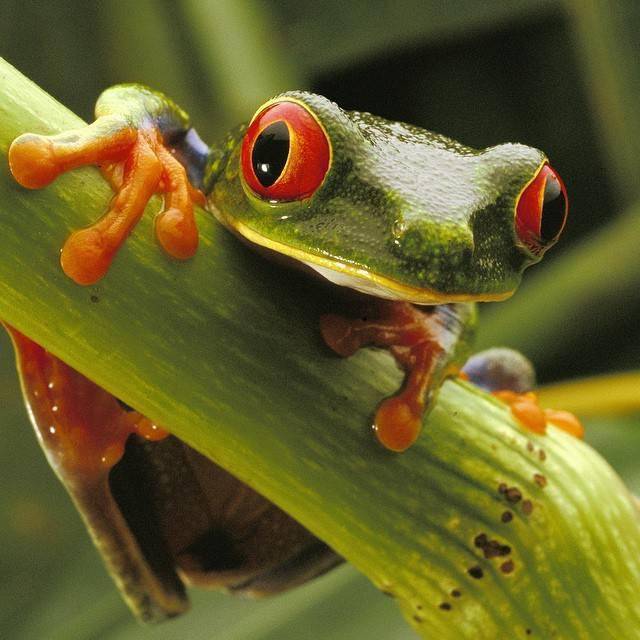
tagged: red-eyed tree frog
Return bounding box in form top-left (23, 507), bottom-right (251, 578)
top-left (6, 86), bottom-right (580, 621)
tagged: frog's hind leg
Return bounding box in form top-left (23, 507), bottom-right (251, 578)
top-left (8, 85), bottom-right (206, 285)
top-left (320, 301), bottom-right (475, 452)
top-left (4, 326), bottom-right (183, 622)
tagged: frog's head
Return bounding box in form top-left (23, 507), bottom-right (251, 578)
top-left (209, 91), bottom-right (568, 304)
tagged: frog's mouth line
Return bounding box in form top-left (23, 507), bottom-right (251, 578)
top-left (215, 211), bottom-right (513, 305)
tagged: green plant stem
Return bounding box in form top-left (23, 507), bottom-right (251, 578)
top-left (0, 59), bottom-right (639, 639)
top-left (538, 371), bottom-right (640, 416)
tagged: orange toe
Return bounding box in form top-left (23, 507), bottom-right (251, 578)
top-left (544, 408), bottom-right (585, 439)
top-left (61, 228), bottom-right (114, 285)
top-left (373, 396), bottom-right (421, 452)
top-left (494, 389), bottom-right (584, 439)
top-left (155, 208), bottom-right (199, 260)
top-left (9, 134), bottom-right (60, 189)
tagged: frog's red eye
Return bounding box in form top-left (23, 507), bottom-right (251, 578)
top-left (241, 101), bottom-right (330, 201)
top-left (515, 163), bottom-right (568, 254)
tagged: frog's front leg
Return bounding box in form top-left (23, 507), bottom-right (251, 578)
top-left (8, 85), bottom-right (207, 284)
top-left (321, 305), bottom-right (584, 450)
top-left (321, 301), bottom-right (475, 452)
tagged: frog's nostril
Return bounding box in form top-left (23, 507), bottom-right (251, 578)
top-left (515, 163), bottom-right (568, 255)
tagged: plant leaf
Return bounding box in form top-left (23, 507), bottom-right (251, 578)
top-left (1, 58), bottom-right (640, 638)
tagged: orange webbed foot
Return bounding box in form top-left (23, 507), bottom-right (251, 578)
top-left (9, 116), bottom-right (204, 285)
top-left (321, 301), bottom-right (470, 452)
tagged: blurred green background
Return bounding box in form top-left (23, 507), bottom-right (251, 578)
top-left (1, 1), bottom-right (638, 638)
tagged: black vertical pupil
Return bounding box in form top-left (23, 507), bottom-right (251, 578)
top-left (252, 121), bottom-right (290, 187)
top-left (540, 175), bottom-right (566, 242)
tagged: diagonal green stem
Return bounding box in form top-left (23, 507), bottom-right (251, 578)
top-left (0, 58), bottom-right (639, 638)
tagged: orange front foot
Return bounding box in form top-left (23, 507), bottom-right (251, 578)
top-left (494, 390), bottom-right (584, 439)
top-left (9, 115), bottom-right (204, 285)
top-left (321, 301), bottom-right (472, 452)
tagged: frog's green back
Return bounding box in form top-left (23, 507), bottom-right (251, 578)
top-left (209, 91), bottom-right (559, 304)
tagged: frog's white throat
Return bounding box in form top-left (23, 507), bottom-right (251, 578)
top-left (301, 262), bottom-right (407, 301)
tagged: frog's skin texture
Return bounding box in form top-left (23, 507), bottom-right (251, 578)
top-left (211, 91), bottom-right (548, 303)
top-left (7, 85), bottom-right (574, 621)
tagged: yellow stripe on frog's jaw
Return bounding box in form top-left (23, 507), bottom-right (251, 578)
top-left (213, 209), bottom-right (514, 305)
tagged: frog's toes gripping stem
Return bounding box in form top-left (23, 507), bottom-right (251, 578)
top-left (8, 89), bottom-right (205, 285)
top-left (320, 301), bottom-right (474, 452)
top-left (462, 347), bottom-right (584, 439)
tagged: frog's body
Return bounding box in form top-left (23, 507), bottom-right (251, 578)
top-left (7, 85), bottom-right (571, 621)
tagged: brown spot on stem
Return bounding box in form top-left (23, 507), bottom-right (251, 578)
top-left (526, 441), bottom-right (534, 452)
top-left (474, 533), bottom-right (511, 558)
top-left (505, 487), bottom-right (522, 503)
top-left (534, 473), bottom-right (548, 488)
top-left (439, 602), bottom-right (452, 611)
top-left (90, 294), bottom-right (99, 303)
top-left (500, 559), bottom-right (515, 574)
top-left (526, 628), bottom-right (532, 635)
top-left (498, 482), bottom-right (508, 495)
top-left (501, 510), bottom-right (514, 523)
top-left (468, 565), bottom-right (484, 579)
top-left (539, 449), bottom-right (546, 462)
top-left (451, 589), bottom-right (461, 598)
top-left (474, 533), bottom-right (488, 547)
top-left (522, 500), bottom-right (534, 516)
